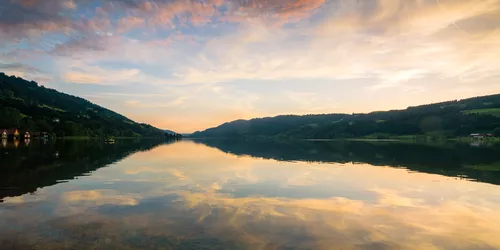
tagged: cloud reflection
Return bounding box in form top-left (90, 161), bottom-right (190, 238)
top-left (1, 141), bottom-right (500, 249)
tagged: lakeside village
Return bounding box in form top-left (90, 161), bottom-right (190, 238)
top-left (1, 128), bottom-right (181, 148)
top-left (1, 128), bottom-right (48, 148)
top-left (2, 126), bottom-right (497, 147)
top-left (0, 125), bottom-right (119, 148)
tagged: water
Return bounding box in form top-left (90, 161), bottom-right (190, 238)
top-left (1, 139), bottom-right (500, 249)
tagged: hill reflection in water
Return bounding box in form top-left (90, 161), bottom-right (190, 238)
top-left (0, 139), bottom-right (176, 202)
top-left (1, 140), bottom-right (500, 249)
top-left (194, 139), bottom-right (500, 185)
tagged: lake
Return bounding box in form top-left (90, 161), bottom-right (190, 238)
top-left (1, 139), bottom-right (500, 249)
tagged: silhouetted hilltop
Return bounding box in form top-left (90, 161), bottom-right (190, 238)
top-left (0, 72), bottom-right (169, 137)
top-left (193, 94), bottom-right (500, 139)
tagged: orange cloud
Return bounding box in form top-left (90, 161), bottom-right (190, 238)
top-left (235, 0), bottom-right (326, 22)
top-left (62, 0), bottom-right (76, 9)
top-left (0, 0), bottom-right (85, 44)
top-left (103, 0), bottom-right (326, 32)
top-left (117, 16), bottom-right (146, 32)
top-left (62, 189), bottom-right (139, 206)
top-left (2, 0), bottom-right (327, 53)
top-left (63, 72), bottom-right (102, 84)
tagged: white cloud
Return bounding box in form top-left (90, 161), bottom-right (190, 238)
top-left (2, 0), bottom-right (500, 132)
top-left (162, 0), bottom-right (500, 94)
top-left (124, 96), bottom-right (187, 108)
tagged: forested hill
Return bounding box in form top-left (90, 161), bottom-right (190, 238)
top-left (0, 72), bottom-right (165, 137)
top-left (192, 94), bottom-right (500, 139)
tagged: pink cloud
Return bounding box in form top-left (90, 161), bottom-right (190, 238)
top-left (118, 16), bottom-right (146, 32)
top-left (63, 72), bottom-right (102, 84)
top-left (1, 0), bottom-right (327, 52)
top-left (0, 0), bottom-right (328, 79)
top-left (51, 35), bottom-right (120, 56)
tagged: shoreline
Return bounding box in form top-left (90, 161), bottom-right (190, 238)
top-left (187, 136), bottom-right (500, 143)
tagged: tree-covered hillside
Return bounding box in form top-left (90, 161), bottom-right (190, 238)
top-left (0, 72), bottom-right (166, 137)
top-left (192, 94), bottom-right (500, 139)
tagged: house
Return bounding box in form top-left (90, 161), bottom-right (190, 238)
top-left (9, 129), bottom-right (20, 139)
top-left (33, 132), bottom-right (49, 139)
top-left (470, 133), bottom-right (493, 139)
top-left (0, 129), bottom-right (20, 139)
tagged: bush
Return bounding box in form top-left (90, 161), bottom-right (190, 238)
top-left (494, 128), bottom-right (500, 137)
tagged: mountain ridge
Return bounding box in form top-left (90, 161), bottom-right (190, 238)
top-left (0, 72), bottom-right (174, 138)
top-left (192, 94), bottom-right (500, 139)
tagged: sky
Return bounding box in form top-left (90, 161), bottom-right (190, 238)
top-left (1, 0), bottom-right (500, 133)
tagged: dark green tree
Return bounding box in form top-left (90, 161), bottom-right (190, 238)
top-left (493, 127), bottom-right (500, 137)
top-left (3, 90), bottom-right (14, 98)
top-left (0, 72), bottom-right (168, 137)
top-left (193, 93), bottom-right (500, 139)
top-left (0, 106), bottom-right (22, 128)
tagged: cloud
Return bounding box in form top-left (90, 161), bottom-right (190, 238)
top-left (62, 0), bottom-right (77, 9)
top-left (0, 62), bottom-right (53, 85)
top-left (1, 0), bottom-right (500, 132)
top-left (167, 190), bottom-right (500, 249)
top-left (61, 62), bottom-right (142, 85)
top-left (316, 0), bottom-right (500, 35)
top-left (63, 72), bottom-right (103, 84)
top-left (124, 96), bottom-right (187, 108)
top-left (286, 91), bottom-right (340, 112)
top-left (0, 62), bottom-right (43, 73)
top-left (167, 0), bottom-right (500, 90)
top-left (107, 0), bottom-right (326, 27)
top-left (0, 0), bottom-right (75, 42)
top-left (1, 0), bottom-right (327, 48)
top-left (3, 142), bottom-right (500, 249)
top-left (51, 34), bottom-right (117, 57)
top-left (62, 189), bottom-right (139, 207)
top-left (117, 16), bottom-right (146, 32)
top-left (123, 165), bottom-right (187, 180)
top-left (220, 0), bottom-right (327, 24)
top-left (10, 0), bottom-right (498, 88)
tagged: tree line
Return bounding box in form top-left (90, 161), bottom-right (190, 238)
top-left (0, 72), bottom-right (180, 138)
top-left (192, 94), bottom-right (500, 139)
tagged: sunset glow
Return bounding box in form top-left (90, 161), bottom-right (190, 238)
top-left (1, 0), bottom-right (499, 132)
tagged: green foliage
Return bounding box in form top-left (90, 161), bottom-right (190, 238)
top-left (38, 104), bottom-right (65, 112)
top-left (2, 89), bottom-right (14, 98)
top-left (494, 128), bottom-right (500, 137)
top-left (0, 72), bottom-right (170, 138)
top-left (193, 94), bottom-right (500, 139)
top-left (0, 106), bottom-right (21, 128)
top-left (463, 108), bottom-right (500, 117)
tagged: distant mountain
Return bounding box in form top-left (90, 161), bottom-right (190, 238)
top-left (0, 72), bottom-right (168, 138)
top-left (192, 94), bottom-right (500, 139)
top-left (164, 129), bottom-right (177, 135)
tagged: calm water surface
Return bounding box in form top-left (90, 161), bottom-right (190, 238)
top-left (1, 139), bottom-right (500, 249)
